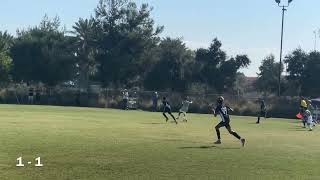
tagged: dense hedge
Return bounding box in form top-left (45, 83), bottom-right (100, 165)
top-left (0, 87), bottom-right (301, 119)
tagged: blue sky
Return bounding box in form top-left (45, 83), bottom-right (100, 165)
top-left (1, 0), bottom-right (320, 76)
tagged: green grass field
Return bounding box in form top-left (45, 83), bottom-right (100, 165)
top-left (0, 105), bottom-right (319, 180)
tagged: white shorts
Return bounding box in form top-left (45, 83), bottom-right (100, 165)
top-left (179, 108), bottom-right (188, 113)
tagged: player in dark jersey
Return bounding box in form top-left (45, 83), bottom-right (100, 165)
top-left (162, 97), bottom-right (178, 124)
top-left (256, 99), bottom-right (267, 124)
top-left (213, 96), bottom-right (245, 147)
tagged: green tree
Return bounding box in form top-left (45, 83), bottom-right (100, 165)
top-left (194, 38), bottom-right (250, 93)
top-left (0, 31), bottom-right (14, 83)
top-left (218, 55), bottom-right (250, 92)
top-left (194, 39), bottom-right (226, 92)
top-left (284, 48), bottom-right (308, 95)
top-left (255, 55), bottom-right (283, 95)
top-left (94, 0), bottom-right (163, 88)
top-left (11, 16), bottom-right (76, 86)
top-left (144, 37), bottom-right (194, 91)
top-left (72, 18), bottom-right (98, 90)
top-left (301, 51), bottom-right (320, 96)
top-left (284, 49), bottom-right (320, 96)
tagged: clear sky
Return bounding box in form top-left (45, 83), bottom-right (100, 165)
top-left (1, 0), bottom-right (320, 76)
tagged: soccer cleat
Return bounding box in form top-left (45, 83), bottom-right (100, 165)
top-left (241, 138), bottom-right (246, 147)
top-left (214, 140), bottom-right (221, 144)
top-left (165, 118), bottom-right (169, 122)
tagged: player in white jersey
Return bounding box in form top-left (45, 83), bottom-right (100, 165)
top-left (302, 108), bottom-right (315, 131)
top-left (176, 97), bottom-right (193, 122)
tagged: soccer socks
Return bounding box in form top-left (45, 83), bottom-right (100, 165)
top-left (177, 112), bottom-right (182, 119)
top-left (168, 113), bottom-right (175, 120)
top-left (177, 112), bottom-right (187, 121)
top-left (215, 127), bottom-right (243, 145)
top-left (230, 131), bottom-right (241, 140)
top-left (170, 113), bottom-right (177, 124)
top-left (163, 113), bottom-right (169, 120)
top-left (303, 121), bottom-right (306, 128)
top-left (215, 128), bottom-right (221, 140)
top-left (183, 112), bottom-right (187, 121)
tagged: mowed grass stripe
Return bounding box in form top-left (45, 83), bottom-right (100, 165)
top-left (0, 105), bottom-right (319, 180)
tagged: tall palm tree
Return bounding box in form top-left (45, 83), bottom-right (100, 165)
top-left (72, 18), bottom-right (97, 91)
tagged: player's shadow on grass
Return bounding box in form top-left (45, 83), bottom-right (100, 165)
top-left (141, 122), bottom-right (165, 125)
top-left (289, 127), bottom-right (309, 131)
top-left (179, 145), bottom-right (241, 150)
top-left (290, 121), bottom-right (302, 125)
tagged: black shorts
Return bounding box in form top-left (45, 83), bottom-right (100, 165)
top-left (163, 107), bottom-right (172, 113)
top-left (216, 120), bottom-right (230, 128)
top-left (260, 111), bottom-right (266, 117)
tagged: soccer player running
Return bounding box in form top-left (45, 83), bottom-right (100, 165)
top-left (213, 96), bottom-right (246, 147)
top-left (301, 107), bottom-right (314, 131)
top-left (176, 96), bottom-right (193, 122)
top-left (162, 97), bottom-right (178, 124)
top-left (300, 97), bottom-right (309, 128)
top-left (256, 99), bottom-right (267, 124)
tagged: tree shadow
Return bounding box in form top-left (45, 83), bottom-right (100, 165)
top-left (248, 122), bottom-right (259, 124)
top-left (288, 126), bottom-right (309, 131)
top-left (141, 123), bottom-right (165, 125)
top-left (179, 145), bottom-right (241, 150)
top-left (290, 120), bottom-right (302, 124)
top-left (179, 145), bottom-right (217, 149)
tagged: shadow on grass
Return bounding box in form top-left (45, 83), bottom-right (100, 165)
top-left (142, 121), bottom-right (180, 125)
top-left (179, 145), bottom-right (241, 150)
top-left (288, 126), bottom-right (310, 131)
top-left (141, 123), bottom-right (165, 125)
top-left (290, 121), bottom-right (302, 124)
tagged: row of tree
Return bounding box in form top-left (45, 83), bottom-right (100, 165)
top-left (0, 0), bottom-right (319, 97)
top-left (0, 0), bottom-right (250, 94)
top-left (255, 49), bottom-right (320, 97)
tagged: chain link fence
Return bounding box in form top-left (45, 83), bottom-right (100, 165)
top-left (0, 85), bottom-right (302, 119)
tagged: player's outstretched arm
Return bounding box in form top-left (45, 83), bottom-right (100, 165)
top-left (227, 106), bottom-right (234, 112)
